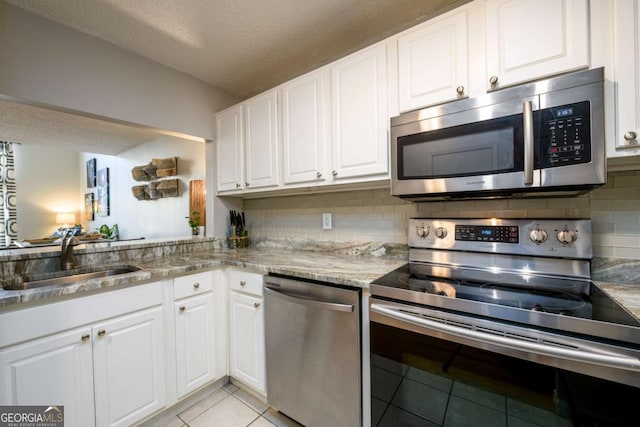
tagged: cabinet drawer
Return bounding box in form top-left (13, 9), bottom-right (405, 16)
top-left (227, 270), bottom-right (264, 296)
top-left (174, 271), bottom-right (213, 300)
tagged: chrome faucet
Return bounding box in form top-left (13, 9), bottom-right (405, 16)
top-left (60, 228), bottom-right (80, 270)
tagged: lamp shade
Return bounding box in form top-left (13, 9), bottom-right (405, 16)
top-left (56, 213), bottom-right (76, 226)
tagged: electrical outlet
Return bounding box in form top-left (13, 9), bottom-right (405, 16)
top-left (322, 213), bottom-right (333, 230)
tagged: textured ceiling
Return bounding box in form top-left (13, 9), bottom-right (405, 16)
top-left (0, 99), bottom-right (172, 155)
top-left (6, 0), bottom-right (466, 99)
top-left (3, 0), bottom-right (466, 154)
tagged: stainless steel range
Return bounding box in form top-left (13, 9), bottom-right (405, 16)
top-left (369, 218), bottom-right (640, 426)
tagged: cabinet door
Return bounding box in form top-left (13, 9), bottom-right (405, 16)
top-left (245, 90), bottom-right (279, 189)
top-left (398, 8), bottom-right (469, 111)
top-left (281, 70), bottom-right (328, 185)
top-left (216, 105), bottom-right (244, 192)
top-left (0, 327), bottom-right (95, 427)
top-left (93, 307), bottom-right (165, 427)
top-left (486, 0), bottom-right (588, 89)
top-left (228, 291), bottom-right (265, 394)
top-left (613, 0), bottom-right (640, 156)
top-left (331, 43), bottom-right (389, 180)
top-left (175, 293), bottom-right (216, 398)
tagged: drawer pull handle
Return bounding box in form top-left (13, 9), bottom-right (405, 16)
top-left (240, 281), bottom-right (247, 286)
top-left (254, 302), bottom-right (261, 308)
top-left (193, 282), bottom-right (200, 289)
top-left (97, 330), bottom-right (106, 337)
top-left (179, 306), bottom-right (186, 312)
top-left (81, 334), bottom-right (90, 342)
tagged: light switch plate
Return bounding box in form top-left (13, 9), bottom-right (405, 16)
top-left (322, 213), bottom-right (332, 230)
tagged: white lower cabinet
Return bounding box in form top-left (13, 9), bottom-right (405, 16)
top-left (0, 282), bottom-right (165, 427)
top-left (93, 307), bottom-right (165, 427)
top-left (228, 270), bottom-right (266, 395)
top-left (173, 270), bottom-right (220, 398)
top-left (0, 326), bottom-right (95, 427)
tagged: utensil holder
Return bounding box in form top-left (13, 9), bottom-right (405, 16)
top-left (227, 228), bottom-right (249, 249)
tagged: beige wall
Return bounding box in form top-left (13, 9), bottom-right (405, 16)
top-left (14, 144), bottom-right (81, 239)
top-left (0, 1), bottom-right (236, 140)
top-left (244, 171), bottom-right (640, 259)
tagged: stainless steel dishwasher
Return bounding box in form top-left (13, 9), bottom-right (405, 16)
top-left (264, 275), bottom-right (361, 427)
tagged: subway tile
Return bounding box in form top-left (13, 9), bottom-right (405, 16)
top-left (612, 174), bottom-right (640, 188)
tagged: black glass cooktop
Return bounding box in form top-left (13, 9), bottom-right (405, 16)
top-left (372, 264), bottom-right (640, 329)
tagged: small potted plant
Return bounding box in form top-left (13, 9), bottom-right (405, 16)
top-left (186, 210), bottom-right (200, 235)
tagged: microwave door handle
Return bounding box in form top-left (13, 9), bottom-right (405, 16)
top-left (523, 101), bottom-right (534, 186)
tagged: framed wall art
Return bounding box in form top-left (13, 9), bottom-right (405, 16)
top-left (84, 192), bottom-right (95, 221)
top-left (97, 168), bottom-right (110, 216)
top-left (86, 158), bottom-right (97, 188)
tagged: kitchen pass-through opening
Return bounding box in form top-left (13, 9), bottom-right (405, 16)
top-left (370, 322), bottom-right (640, 427)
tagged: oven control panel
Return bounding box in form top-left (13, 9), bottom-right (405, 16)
top-left (409, 218), bottom-right (592, 259)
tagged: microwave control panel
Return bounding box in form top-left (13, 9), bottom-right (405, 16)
top-left (539, 101), bottom-right (591, 168)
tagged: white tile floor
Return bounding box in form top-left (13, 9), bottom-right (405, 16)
top-left (143, 382), bottom-right (302, 427)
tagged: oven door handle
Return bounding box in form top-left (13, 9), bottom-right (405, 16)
top-left (370, 303), bottom-right (640, 371)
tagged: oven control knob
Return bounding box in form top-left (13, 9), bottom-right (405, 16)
top-left (435, 227), bottom-right (448, 239)
top-left (556, 229), bottom-right (577, 245)
top-left (416, 225), bottom-right (429, 238)
top-left (529, 228), bottom-right (548, 244)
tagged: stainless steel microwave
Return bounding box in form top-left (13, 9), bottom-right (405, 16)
top-left (390, 68), bottom-right (606, 201)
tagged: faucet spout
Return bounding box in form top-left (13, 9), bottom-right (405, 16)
top-left (60, 228), bottom-right (80, 270)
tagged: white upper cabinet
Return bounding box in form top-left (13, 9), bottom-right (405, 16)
top-left (330, 42), bottom-right (389, 180)
top-left (244, 90), bottom-right (279, 189)
top-left (611, 0), bottom-right (640, 157)
top-left (281, 69), bottom-right (328, 185)
top-left (398, 8), bottom-right (469, 112)
top-left (216, 105), bottom-right (244, 192)
top-left (485, 0), bottom-right (589, 90)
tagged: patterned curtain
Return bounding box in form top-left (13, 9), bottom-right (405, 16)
top-left (0, 142), bottom-right (17, 246)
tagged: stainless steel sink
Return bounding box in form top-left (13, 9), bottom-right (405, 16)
top-left (3, 265), bottom-right (141, 290)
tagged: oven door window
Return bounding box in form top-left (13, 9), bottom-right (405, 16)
top-left (371, 322), bottom-right (640, 427)
top-left (397, 113), bottom-right (528, 180)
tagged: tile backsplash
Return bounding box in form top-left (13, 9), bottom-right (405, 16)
top-left (244, 171), bottom-right (640, 259)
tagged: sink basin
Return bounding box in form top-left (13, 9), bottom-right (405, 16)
top-left (3, 265), bottom-right (141, 290)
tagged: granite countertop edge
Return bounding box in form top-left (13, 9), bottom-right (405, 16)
top-left (0, 248), bottom-right (408, 308)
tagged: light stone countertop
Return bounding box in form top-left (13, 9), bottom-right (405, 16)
top-left (3, 244), bottom-right (640, 327)
top-left (0, 247), bottom-right (408, 307)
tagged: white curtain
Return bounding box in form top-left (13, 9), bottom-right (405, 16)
top-left (0, 141), bottom-right (17, 246)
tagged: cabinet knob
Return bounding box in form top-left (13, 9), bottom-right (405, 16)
top-left (332, 170), bottom-right (338, 176)
top-left (81, 334), bottom-right (90, 342)
top-left (489, 75), bottom-right (499, 86)
top-left (97, 330), bottom-right (106, 337)
top-left (179, 305), bottom-right (186, 312)
top-left (240, 280), bottom-right (247, 286)
top-left (245, 182), bottom-right (250, 187)
top-left (456, 85), bottom-right (464, 95)
top-left (254, 302), bottom-right (261, 308)
top-left (317, 171), bottom-right (322, 178)
top-left (624, 131), bottom-right (637, 141)
top-left (193, 282), bottom-right (200, 289)
top-left (235, 183), bottom-right (241, 188)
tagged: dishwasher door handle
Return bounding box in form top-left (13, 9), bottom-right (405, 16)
top-left (265, 286), bottom-right (354, 312)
